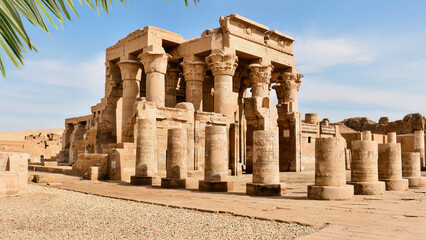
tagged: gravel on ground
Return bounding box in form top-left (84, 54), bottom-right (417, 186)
top-left (0, 185), bottom-right (317, 240)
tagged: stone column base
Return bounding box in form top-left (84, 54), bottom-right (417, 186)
top-left (199, 181), bottom-right (234, 192)
top-left (381, 179), bottom-right (409, 191)
top-left (161, 178), bottom-right (186, 189)
top-left (347, 181), bottom-right (386, 195)
top-left (131, 176), bottom-right (158, 186)
top-left (307, 185), bottom-right (354, 200)
top-left (246, 183), bottom-right (284, 196)
top-left (405, 177), bottom-right (426, 189)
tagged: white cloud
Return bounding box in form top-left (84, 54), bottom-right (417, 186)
top-left (299, 76), bottom-right (426, 118)
top-left (293, 36), bottom-right (375, 73)
top-left (10, 52), bottom-right (105, 90)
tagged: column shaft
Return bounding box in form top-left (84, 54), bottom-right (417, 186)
top-left (139, 51), bottom-right (170, 107)
top-left (204, 125), bottom-right (228, 181)
top-left (117, 60), bottom-right (142, 141)
top-left (206, 50), bottom-right (238, 121)
top-left (166, 128), bottom-right (187, 179)
top-left (135, 119), bottom-right (157, 177)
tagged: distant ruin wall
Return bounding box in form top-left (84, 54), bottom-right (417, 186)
top-left (0, 129), bottom-right (64, 162)
top-left (338, 113), bottom-right (425, 135)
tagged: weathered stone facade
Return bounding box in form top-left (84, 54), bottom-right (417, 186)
top-left (58, 14), bottom-right (343, 182)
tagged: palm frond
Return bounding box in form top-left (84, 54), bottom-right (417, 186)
top-left (1, 0), bottom-right (183, 78)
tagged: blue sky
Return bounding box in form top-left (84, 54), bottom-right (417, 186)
top-left (1, 0), bottom-right (426, 131)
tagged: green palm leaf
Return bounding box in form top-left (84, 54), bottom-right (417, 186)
top-left (0, 0), bottom-right (198, 78)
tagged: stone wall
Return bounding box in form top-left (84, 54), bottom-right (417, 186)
top-left (72, 153), bottom-right (109, 179)
top-left (0, 129), bottom-right (63, 163)
top-left (338, 113), bottom-right (425, 135)
top-left (0, 152), bottom-right (29, 196)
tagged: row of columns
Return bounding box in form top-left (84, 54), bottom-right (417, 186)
top-left (308, 131), bottom-right (426, 200)
top-left (131, 124), bottom-right (285, 196)
top-left (116, 47), bottom-right (301, 137)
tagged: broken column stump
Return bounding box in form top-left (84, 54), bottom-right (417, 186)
top-left (246, 128), bottom-right (284, 196)
top-left (161, 128), bottom-right (187, 189)
top-left (401, 152), bottom-right (426, 188)
top-left (131, 119), bottom-right (158, 186)
top-left (308, 137), bottom-right (354, 200)
top-left (199, 125), bottom-right (234, 192)
top-left (378, 141), bottom-right (409, 191)
top-left (347, 139), bottom-right (386, 195)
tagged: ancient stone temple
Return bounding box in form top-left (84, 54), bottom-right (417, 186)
top-left (60, 14), bottom-right (341, 181)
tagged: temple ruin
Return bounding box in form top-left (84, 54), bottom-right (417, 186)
top-left (59, 14), bottom-right (341, 182)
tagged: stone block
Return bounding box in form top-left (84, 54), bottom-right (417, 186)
top-left (32, 174), bottom-right (55, 183)
top-left (347, 181), bottom-right (386, 195)
top-left (130, 176), bottom-right (159, 186)
top-left (307, 185), bottom-right (354, 200)
top-left (382, 179), bottom-right (409, 191)
top-left (0, 172), bottom-right (20, 196)
top-left (199, 181), bottom-right (234, 192)
top-left (161, 178), bottom-right (186, 189)
top-left (42, 160), bottom-right (58, 167)
top-left (246, 183), bottom-right (284, 196)
top-left (89, 166), bottom-right (99, 181)
top-left (405, 177), bottom-right (426, 189)
top-left (6, 152), bottom-right (28, 190)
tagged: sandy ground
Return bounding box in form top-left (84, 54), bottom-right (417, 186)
top-left (0, 185), bottom-right (316, 240)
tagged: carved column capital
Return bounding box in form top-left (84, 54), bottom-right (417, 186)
top-left (117, 60), bottom-right (143, 81)
top-left (248, 63), bottom-right (274, 85)
top-left (276, 72), bottom-right (303, 91)
top-left (206, 51), bottom-right (238, 76)
top-left (181, 61), bottom-right (205, 81)
top-left (138, 52), bottom-right (171, 75)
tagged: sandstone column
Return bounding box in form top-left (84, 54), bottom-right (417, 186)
top-left (274, 72), bottom-right (303, 172)
top-left (199, 125), bottom-right (234, 192)
top-left (246, 128), bottom-right (283, 196)
top-left (387, 132), bottom-right (397, 143)
top-left (206, 49), bottom-right (238, 121)
top-left (281, 72), bottom-right (303, 112)
top-left (117, 60), bottom-right (142, 141)
top-left (347, 140), bottom-right (386, 195)
top-left (413, 130), bottom-right (425, 168)
top-left (181, 61), bottom-right (205, 111)
top-left (362, 131), bottom-right (372, 141)
top-left (401, 152), bottom-right (426, 188)
top-left (378, 142), bottom-right (409, 191)
top-left (304, 113), bottom-right (320, 125)
top-left (161, 128), bottom-right (187, 188)
top-left (308, 137), bottom-right (354, 200)
top-left (244, 63), bottom-right (274, 173)
top-left (138, 49), bottom-right (171, 107)
top-left (130, 119), bottom-right (157, 185)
